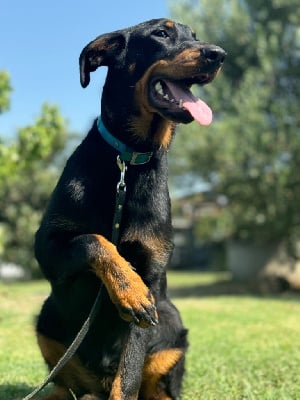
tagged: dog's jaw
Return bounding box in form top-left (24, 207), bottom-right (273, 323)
top-left (127, 48), bottom-right (224, 148)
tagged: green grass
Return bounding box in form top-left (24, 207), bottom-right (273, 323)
top-left (1, 273), bottom-right (300, 399)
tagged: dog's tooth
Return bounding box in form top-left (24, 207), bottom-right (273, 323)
top-left (179, 99), bottom-right (183, 108)
top-left (163, 94), bottom-right (170, 100)
top-left (155, 81), bottom-right (164, 96)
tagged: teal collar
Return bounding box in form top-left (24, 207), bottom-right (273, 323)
top-left (97, 118), bottom-right (153, 165)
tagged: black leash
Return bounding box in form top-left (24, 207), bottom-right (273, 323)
top-left (22, 156), bottom-right (127, 400)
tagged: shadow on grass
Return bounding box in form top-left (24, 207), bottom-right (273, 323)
top-left (169, 279), bottom-right (251, 298)
top-left (168, 278), bottom-right (300, 299)
top-left (0, 383), bottom-right (33, 399)
top-left (0, 383), bottom-right (51, 400)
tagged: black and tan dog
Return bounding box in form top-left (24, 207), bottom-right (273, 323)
top-left (34, 18), bottom-right (225, 400)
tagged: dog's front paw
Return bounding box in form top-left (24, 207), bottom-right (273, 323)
top-left (118, 289), bottom-right (158, 328)
top-left (110, 269), bottom-right (158, 328)
top-left (91, 235), bottom-right (158, 328)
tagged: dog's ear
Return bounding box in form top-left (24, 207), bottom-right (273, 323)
top-left (79, 32), bottom-right (126, 88)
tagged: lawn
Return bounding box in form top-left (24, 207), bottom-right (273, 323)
top-left (1, 272), bottom-right (300, 400)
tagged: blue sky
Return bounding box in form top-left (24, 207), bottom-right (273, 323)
top-left (1, 0), bottom-right (170, 137)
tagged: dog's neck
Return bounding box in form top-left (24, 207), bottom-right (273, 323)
top-left (101, 113), bottom-right (176, 152)
top-left (97, 117), bottom-right (153, 165)
top-left (100, 89), bottom-right (176, 152)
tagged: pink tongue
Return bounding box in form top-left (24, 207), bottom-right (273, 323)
top-left (165, 81), bottom-right (213, 126)
top-left (183, 98), bottom-right (213, 126)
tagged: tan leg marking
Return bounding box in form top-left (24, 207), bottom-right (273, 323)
top-left (141, 348), bottom-right (183, 400)
top-left (37, 334), bottom-right (100, 398)
top-left (92, 234), bottom-right (157, 328)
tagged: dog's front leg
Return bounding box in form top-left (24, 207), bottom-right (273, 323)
top-left (110, 324), bottom-right (150, 400)
top-left (91, 234), bottom-right (158, 328)
top-left (36, 230), bottom-right (158, 328)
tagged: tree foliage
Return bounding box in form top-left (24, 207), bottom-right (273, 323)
top-left (0, 73), bottom-right (68, 275)
top-left (0, 71), bottom-right (11, 115)
top-left (169, 0), bottom-right (300, 243)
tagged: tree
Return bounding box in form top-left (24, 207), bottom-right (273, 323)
top-left (0, 72), bottom-right (69, 276)
top-left (0, 71), bottom-right (11, 114)
top-left (169, 0), bottom-right (300, 246)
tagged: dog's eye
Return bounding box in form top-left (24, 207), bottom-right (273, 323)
top-left (152, 29), bottom-right (169, 38)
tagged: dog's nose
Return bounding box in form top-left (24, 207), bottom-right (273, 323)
top-left (201, 45), bottom-right (226, 64)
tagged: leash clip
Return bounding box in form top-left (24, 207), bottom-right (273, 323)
top-left (116, 155), bottom-right (127, 192)
top-left (112, 156), bottom-right (127, 245)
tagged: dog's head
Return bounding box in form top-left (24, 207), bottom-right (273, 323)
top-left (80, 18), bottom-right (226, 147)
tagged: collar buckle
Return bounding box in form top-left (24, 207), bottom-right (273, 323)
top-left (129, 152), bottom-right (153, 165)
